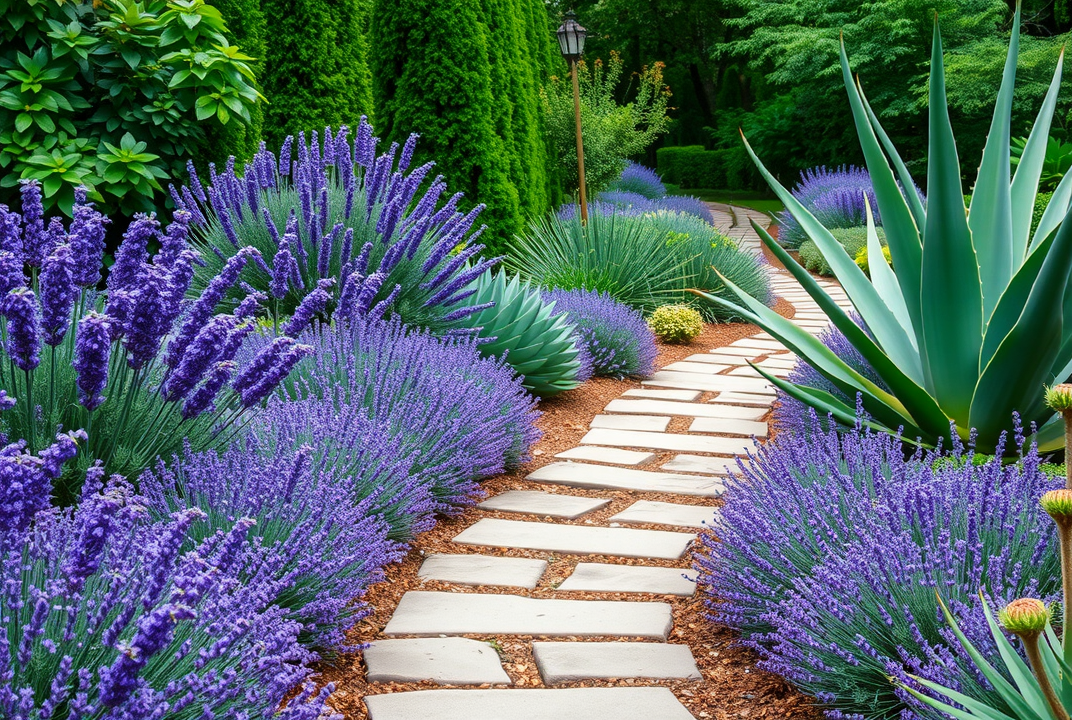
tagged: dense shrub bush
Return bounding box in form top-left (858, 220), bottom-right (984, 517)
top-left (656, 145), bottom-right (758, 191)
top-left (0, 0), bottom-right (260, 214)
top-left (696, 416), bottom-right (1061, 719)
top-left (180, 120), bottom-right (497, 333)
top-left (542, 288), bottom-right (658, 378)
top-left (1, 467), bottom-right (333, 719)
top-left (648, 305), bottom-right (703, 343)
top-left (452, 270), bottom-right (589, 397)
top-left (798, 226), bottom-right (885, 276)
top-left (606, 161), bottom-right (667, 198)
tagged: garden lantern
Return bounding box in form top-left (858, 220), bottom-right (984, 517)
top-left (557, 10), bottom-right (589, 223)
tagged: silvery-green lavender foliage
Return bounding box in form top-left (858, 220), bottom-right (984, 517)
top-left (606, 161), bottom-right (667, 199)
top-left (140, 438), bottom-right (403, 650)
top-left (541, 288), bottom-right (657, 379)
top-left (178, 118), bottom-right (498, 333)
top-left (696, 413), bottom-right (1061, 720)
top-left (266, 316), bottom-right (541, 516)
top-left (0, 182), bottom-right (308, 502)
top-left (1, 463), bottom-right (335, 720)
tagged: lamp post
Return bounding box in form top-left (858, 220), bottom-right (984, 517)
top-left (557, 10), bottom-right (588, 223)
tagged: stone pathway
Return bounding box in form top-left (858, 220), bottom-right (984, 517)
top-left (359, 204), bottom-right (851, 719)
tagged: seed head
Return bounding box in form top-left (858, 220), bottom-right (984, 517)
top-left (1041, 489), bottom-right (1072, 522)
top-left (999, 598), bottom-right (1051, 637)
top-left (1045, 384), bottom-right (1072, 413)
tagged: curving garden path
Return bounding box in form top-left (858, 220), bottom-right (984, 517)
top-left (357, 205), bottom-right (851, 719)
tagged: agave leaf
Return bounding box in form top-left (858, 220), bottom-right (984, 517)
top-left (982, 230), bottom-right (1057, 363)
top-left (1012, 46), bottom-right (1065, 258)
top-left (858, 83), bottom-right (927, 231)
top-left (863, 196), bottom-right (914, 336)
top-left (739, 134), bottom-right (921, 374)
top-left (841, 37), bottom-right (924, 335)
top-left (968, 4), bottom-right (1019, 312)
top-left (1042, 626), bottom-right (1072, 702)
top-left (1033, 169), bottom-right (1072, 249)
top-left (902, 676), bottom-right (1023, 720)
top-left (920, 18), bottom-right (984, 421)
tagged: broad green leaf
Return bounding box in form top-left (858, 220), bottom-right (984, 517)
top-left (981, 230), bottom-right (1056, 363)
top-left (968, 5), bottom-right (1018, 316)
top-left (902, 678), bottom-right (1021, 720)
top-left (920, 20), bottom-right (984, 420)
top-left (859, 84), bottom-right (926, 231)
top-left (1033, 166), bottom-right (1072, 249)
top-left (863, 196), bottom-right (913, 336)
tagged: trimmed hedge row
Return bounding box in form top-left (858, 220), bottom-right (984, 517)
top-left (656, 145), bottom-right (759, 190)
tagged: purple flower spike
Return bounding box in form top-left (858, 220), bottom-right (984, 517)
top-left (0, 251), bottom-right (26, 296)
top-left (0, 203), bottom-right (24, 260)
top-left (19, 179), bottom-right (46, 267)
top-left (164, 315), bottom-right (235, 400)
top-left (123, 265), bottom-right (174, 370)
top-left (240, 344), bottom-right (312, 406)
top-left (73, 312), bottom-right (111, 410)
top-left (40, 244), bottom-right (78, 346)
top-left (283, 280), bottom-right (333, 337)
top-left (109, 213), bottom-right (158, 293)
top-left (181, 360), bottom-right (236, 419)
top-left (2, 287), bottom-right (41, 371)
top-left (69, 193), bottom-right (109, 288)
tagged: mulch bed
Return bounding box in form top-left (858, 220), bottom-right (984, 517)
top-left (315, 284), bottom-right (820, 720)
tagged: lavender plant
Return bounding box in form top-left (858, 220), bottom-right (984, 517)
top-left (606, 161), bottom-right (667, 199)
top-left (0, 183), bottom-right (310, 502)
top-left (658, 194), bottom-right (716, 223)
top-left (1, 467), bottom-right (335, 720)
top-left (776, 165), bottom-right (879, 248)
top-left (140, 439), bottom-right (402, 650)
top-left (542, 288), bottom-right (657, 378)
top-left (695, 414), bottom-right (1062, 719)
top-left (178, 118), bottom-right (498, 333)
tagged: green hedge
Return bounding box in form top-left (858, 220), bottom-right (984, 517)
top-left (656, 145), bottom-right (758, 190)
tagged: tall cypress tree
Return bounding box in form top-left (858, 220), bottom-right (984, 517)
top-left (258, 0), bottom-right (373, 149)
top-left (372, 0), bottom-right (522, 252)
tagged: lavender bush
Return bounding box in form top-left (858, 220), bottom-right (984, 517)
top-left (558, 163), bottom-right (713, 222)
top-left (606, 161), bottom-right (667, 199)
top-left (777, 166), bottom-right (880, 248)
top-left (0, 182), bottom-right (308, 502)
top-left (1, 465), bottom-right (334, 720)
top-left (141, 439), bottom-right (401, 650)
top-left (178, 118), bottom-right (498, 333)
top-left (696, 414), bottom-right (1061, 719)
top-left (541, 288), bottom-right (657, 378)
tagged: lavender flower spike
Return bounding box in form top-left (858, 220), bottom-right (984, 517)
top-left (2, 287), bottom-right (41, 371)
top-left (19, 179), bottom-right (46, 267)
top-left (283, 280), bottom-right (333, 336)
top-left (40, 244), bottom-right (78, 346)
top-left (73, 313), bottom-right (111, 411)
top-left (240, 344), bottom-right (313, 407)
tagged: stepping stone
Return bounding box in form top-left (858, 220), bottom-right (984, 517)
top-left (757, 358), bottom-right (796, 369)
top-left (610, 500), bottom-right (717, 529)
top-left (581, 428), bottom-right (753, 456)
top-left (590, 414), bottom-right (670, 432)
top-left (689, 353), bottom-right (751, 365)
top-left (528, 462), bottom-right (724, 496)
top-left (418, 554), bottom-right (548, 589)
top-left (453, 518), bottom-right (694, 560)
top-left (708, 391), bottom-right (774, 407)
top-left (729, 366), bottom-right (767, 377)
top-left (478, 490), bottom-right (609, 520)
top-left (621, 388), bottom-right (701, 402)
top-left (661, 454), bottom-right (736, 476)
top-left (605, 398), bottom-right (766, 420)
top-left (382, 591), bottom-right (673, 640)
top-left (556, 446), bottom-right (655, 466)
top-left (643, 371), bottom-right (774, 394)
top-left (364, 687), bottom-right (694, 720)
top-left (707, 346), bottom-right (764, 357)
top-left (688, 417), bottom-right (768, 437)
top-left (364, 638), bottom-right (511, 685)
top-left (662, 361), bottom-right (731, 375)
top-left (533, 642), bottom-right (701, 684)
top-left (558, 563), bottom-right (696, 596)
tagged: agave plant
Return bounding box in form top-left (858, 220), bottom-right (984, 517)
top-left (698, 7), bottom-right (1072, 454)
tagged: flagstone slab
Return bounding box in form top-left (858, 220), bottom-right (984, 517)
top-left (555, 446), bottom-right (655, 466)
top-left (581, 428), bottom-right (752, 456)
top-left (687, 353), bottom-right (751, 365)
top-left (364, 638), bottom-right (511, 685)
top-left (728, 366), bottom-right (766, 377)
top-left (532, 642), bottom-right (701, 684)
top-left (453, 518), bottom-right (695, 560)
top-left (478, 490), bottom-right (610, 520)
top-left (590, 414), bottom-right (670, 432)
top-left (708, 346), bottom-right (765, 357)
top-left (604, 398), bottom-right (766, 420)
top-left (557, 563), bottom-right (697, 596)
top-left (729, 339), bottom-right (786, 351)
top-left (708, 392), bottom-right (775, 407)
top-left (527, 462), bottom-right (724, 496)
top-left (382, 591), bottom-right (674, 640)
top-left (660, 454), bottom-right (736, 477)
top-left (364, 687), bottom-right (694, 720)
top-left (418, 554), bottom-right (549, 589)
top-left (643, 371), bottom-right (774, 394)
top-left (621, 388), bottom-right (702, 402)
top-left (609, 500), bottom-right (718, 529)
top-left (688, 417), bottom-right (768, 438)
top-left (661, 361), bottom-right (730, 375)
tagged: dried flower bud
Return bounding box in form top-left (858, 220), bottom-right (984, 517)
top-left (999, 598), bottom-right (1050, 636)
top-left (1041, 489), bottom-right (1072, 521)
top-left (1045, 383), bottom-right (1072, 413)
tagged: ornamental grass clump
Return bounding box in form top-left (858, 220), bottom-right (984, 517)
top-left (179, 118), bottom-right (498, 333)
top-left (541, 288), bottom-right (658, 379)
top-left (0, 183), bottom-right (308, 501)
top-left (140, 439), bottom-right (402, 650)
top-left (696, 411), bottom-right (1061, 720)
top-left (1, 467), bottom-right (334, 720)
top-left (649, 305), bottom-right (703, 343)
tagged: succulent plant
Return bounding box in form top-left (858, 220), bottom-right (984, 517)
top-left (451, 270), bottom-right (587, 397)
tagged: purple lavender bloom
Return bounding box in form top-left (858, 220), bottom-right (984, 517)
top-left (122, 265), bottom-right (172, 370)
top-left (0, 203), bottom-right (23, 259)
top-left (542, 288), bottom-right (658, 378)
top-left (68, 191), bottom-right (109, 287)
top-left (232, 336), bottom-right (295, 396)
top-left (181, 360), bottom-right (235, 418)
top-left (2, 287), bottom-right (41, 371)
top-left (0, 431), bottom-right (84, 547)
top-left (158, 210), bottom-right (191, 267)
top-left (73, 313), bottom-right (111, 410)
top-left (108, 214), bottom-right (158, 292)
top-left (606, 161), bottom-right (667, 199)
top-left (283, 279), bottom-right (333, 336)
top-left (658, 194), bottom-right (715, 223)
top-left (163, 314), bottom-right (236, 400)
top-left (240, 344), bottom-right (312, 407)
top-left (0, 251), bottom-right (25, 296)
top-left (18, 179), bottom-right (46, 267)
top-left (40, 244), bottom-right (78, 346)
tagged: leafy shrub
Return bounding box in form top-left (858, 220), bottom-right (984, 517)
top-left (854, 242), bottom-right (892, 275)
top-left (696, 415), bottom-right (1061, 720)
top-left (1032, 190), bottom-right (1053, 235)
top-left (271, 316), bottom-right (541, 514)
top-left (541, 52), bottom-right (671, 194)
top-left (141, 438), bottom-right (402, 650)
top-left (1, 468), bottom-right (333, 719)
top-left (1011, 135), bottom-right (1072, 191)
top-left (655, 145), bottom-right (758, 191)
top-left (180, 120), bottom-right (498, 333)
top-left (606, 161), bottom-right (667, 198)
top-left (798, 226), bottom-right (884, 276)
top-left (0, 0), bottom-right (261, 215)
top-left (451, 270), bottom-right (589, 397)
top-left (0, 186), bottom-right (303, 502)
top-left (648, 305), bottom-right (703, 343)
top-left (541, 288), bottom-right (658, 378)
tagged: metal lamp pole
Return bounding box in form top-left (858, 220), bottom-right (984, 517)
top-left (557, 11), bottom-right (588, 223)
